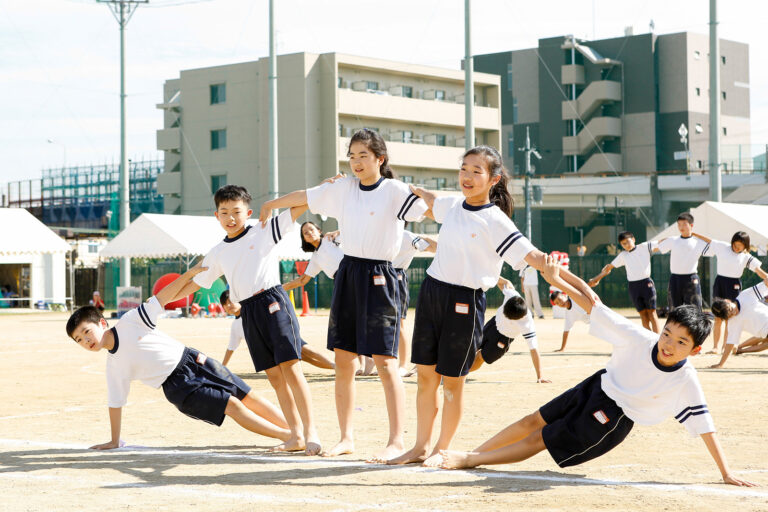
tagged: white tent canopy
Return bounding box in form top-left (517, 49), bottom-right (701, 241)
top-left (650, 201), bottom-right (768, 250)
top-left (0, 208), bottom-right (71, 255)
top-left (100, 213), bottom-right (311, 260)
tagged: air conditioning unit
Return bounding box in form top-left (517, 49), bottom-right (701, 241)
top-left (389, 85), bottom-right (406, 96)
top-left (351, 81), bottom-right (368, 91)
top-left (423, 89), bottom-right (437, 100)
top-left (455, 93), bottom-right (466, 104)
top-left (455, 137), bottom-right (466, 148)
top-left (389, 131), bottom-right (406, 142)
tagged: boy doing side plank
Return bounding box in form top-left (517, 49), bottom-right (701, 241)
top-left (709, 279), bottom-right (768, 368)
top-left (66, 265), bottom-right (291, 450)
top-left (219, 290), bottom-right (334, 370)
top-left (439, 255), bottom-right (755, 487)
top-left (469, 277), bottom-right (551, 383)
top-left (550, 291), bottom-right (590, 352)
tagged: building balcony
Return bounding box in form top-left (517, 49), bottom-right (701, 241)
top-left (337, 88), bottom-right (499, 130)
top-left (339, 136), bottom-right (465, 171)
top-left (562, 80), bottom-right (621, 121)
top-left (562, 117), bottom-right (622, 156)
top-left (156, 171), bottom-right (181, 195)
top-left (577, 152), bottom-right (622, 174)
top-left (561, 64), bottom-right (585, 85)
top-left (156, 128), bottom-right (180, 153)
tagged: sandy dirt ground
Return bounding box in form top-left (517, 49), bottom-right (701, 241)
top-left (1, 307), bottom-right (767, 511)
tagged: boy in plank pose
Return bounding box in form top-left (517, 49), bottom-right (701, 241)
top-left (588, 231), bottom-right (660, 332)
top-left (709, 278), bottom-right (768, 369)
top-left (66, 265), bottom-right (292, 450)
top-left (166, 185), bottom-right (321, 455)
top-left (439, 255), bottom-right (755, 487)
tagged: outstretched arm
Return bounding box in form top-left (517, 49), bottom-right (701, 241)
top-left (753, 266), bottom-right (768, 281)
top-left (588, 264), bottom-right (615, 288)
top-left (408, 185), bottom-right (437, 210)
top-left (259, 190), bottom-right (309, 225)
top-left (692, 232), bottom-right (713, 244)
top-left (91, 407), bottom-right (123, 450)
top-left (497, 276), bottom-right (513, 292)
top-left (700, 432), bottom-right (756, 486)
top-left (540, 254), bottom-right (595, 314)
top-left (282, 274), bottom-right (312, 292)
top-left (526, 250), bottom-right (598, 306)
top-left (156, 264), bottom-right (208, 307)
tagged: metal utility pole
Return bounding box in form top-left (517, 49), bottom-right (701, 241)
top-left (269, 0), bottom-right (279, 203)
top-left (464, 0), bottom-right (474, 149)
top-left (98, 0), bottom-right (146, 288)
top-left (709, 0), bottom-right (721, 202)
top-left (520, 127), bottom-right (542, 239)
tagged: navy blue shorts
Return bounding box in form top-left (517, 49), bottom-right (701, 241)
top-left (713, 275), bottom-right (741, 301)
top-left (328, 255), bottom-right (400, 357)
top-left (239, 286), bottom-right (303, 372)
top-left (395, 268), bottom-right (409, 319)
top-left (540, 369), bottom-right (634, 468)
top-left (628, 278), bottom-right (657, 312)
top-left (480, 316), bottom-right (513, 364)
top-left (162, 347), bottom-right (251, 426)
top-left (411, 274), bottom-right (486, 377)
top-left (668, 273), bottom-right (702, 309)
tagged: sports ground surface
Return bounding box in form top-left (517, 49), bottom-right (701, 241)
top-left (1, 309), bottom-right (766, 511)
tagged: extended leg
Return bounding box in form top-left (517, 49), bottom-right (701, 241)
top-left (301, 344), bottom-right (335, 370)
top-left (440, 428), bottom-right (547, 469)
top-left (225, 396), bottom-right (291, 441)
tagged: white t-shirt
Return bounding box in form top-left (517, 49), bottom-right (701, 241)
top-left (610, 241), bottom-right (658, 281)
top-left (306, 176), bottom-right (428, 262)
top-left (520, 265), bottom-right (539, 287)
top-left (495, 286), bottom-right (538, 349)
top-left (658, 236), bottom-right (709, 275)
top-left (392, 230), bottom-right (431, 270)
top-left (563, 299), bottom-right (590, 331)
top-left (106, 296), bottom-right (186, 408)
top-left (427, 196), bottom-right (537, 291)
top-left (193, 209), bottom-right (296, 303)
top-left (304, 236), bottom-right (344, 279)
top-left (589, 304), bottom-right (716, 436)
top-left (704, 240), bottom-right (762, 279)
top-left (228, 316), bottom-right (244, 351)
top-left (725, 282), bottom-right (768, 345)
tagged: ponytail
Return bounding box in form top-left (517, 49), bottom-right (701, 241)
top-left (463, 145), bottom-right (514, 217)
top-left (348, 129), bottom-right (397, 179)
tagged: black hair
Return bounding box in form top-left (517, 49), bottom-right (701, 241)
top-left (347, 129), bottom-right (396, 179)
top-left (710, 298), bottom-right (731, 321)
top-left (214, 184), bottom-right (252, 208)
top-left (677, 212), bottom-right (694, 224)
top-left (300, 221), bottom-right (322, 253)
top-left (665, 305), bottom-right (712, 347)
top-left (66, 306), bottom-right (105, 340)
top-left (503, 296), bottom-right (528, 320)
top-left (462, 145), bottom-right (514, 217)
top-left (731, 231), bottom-right (750, 251)
top-left (617, 231), bottom-right (635, 243)
top-left (549, 291), bottom-right (562, 303)
top-left (220, 289), bottom-right (230, 305)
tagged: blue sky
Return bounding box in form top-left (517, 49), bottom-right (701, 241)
top-left (2, 0), bottom-right (766, 184)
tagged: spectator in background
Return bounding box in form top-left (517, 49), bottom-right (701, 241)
top-left (519, 265), bottom-right (544, 319)
top-left (91, 291), bottom-right (105, 312)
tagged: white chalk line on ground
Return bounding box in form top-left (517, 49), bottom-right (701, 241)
top-left (0, 438), bottom-right (765, 499)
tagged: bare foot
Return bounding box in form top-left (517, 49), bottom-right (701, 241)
top-left (553, 349), bottom-right (564, 353)
top-left (320, 439), bottom-right (354, 457)
top-left (269, 437), bottom-right (305, 453)
top-left (386, 446), bottom-right (428, 465)
top-left (439, 450), bottom-right (474, 469)
top-left (366, 442), bottom-right (405, 464)
top-left (305, 441), bottom-right (322, 456)
top-left (536, 378), bottom-right (552, 383)
top-left (706, 349), bottom-right (718, 354)
top-left (422, 452), bottom-right (444, 467)
top-left (399, 366), bottom-right (417, 378)
top-left (708, 364), bottom-right (724, 369)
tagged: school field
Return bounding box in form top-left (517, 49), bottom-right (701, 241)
top-left (1, 309), bottom-right (767, 512)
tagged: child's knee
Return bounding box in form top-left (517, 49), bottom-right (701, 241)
top-left (224, 395), bottom-right (243, 416)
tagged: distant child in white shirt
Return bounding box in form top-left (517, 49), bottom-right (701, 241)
top-left (439, 255), bottom-right (756, 488)
top-left (550, 290), bottom-right (590, 352)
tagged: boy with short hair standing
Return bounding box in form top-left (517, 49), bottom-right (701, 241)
top-left (658, 212), bottom-right (709, 310)
top-left (439, 255), bottom-right (755, 487)
top-left (167, 185), bottom-right (321, 455)
top-left (66, 265), bottom-right (292, 450)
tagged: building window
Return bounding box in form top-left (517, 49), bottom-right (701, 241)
top-left (695, 87), bottom-right (701, 96)
top-left (722, 91), bottom-right (727, 100)
top-left (339, 124), bottom-right (343, 136)
top-left (366, 81), bottom-right (379, 91)
top-left (211, 129), bottom-right (227, 150)
top-left (401, 175), bottom-right (414, 184)
top-left (507, 63), bottom-right (513, 91)
top-left (435, 177), bottom-right (447, 189)
top-left (403, 130), bottom-right (413, 143)
top-left (696, 160), bottom-right (703, 169)
top-left (435, 90), bottom-right (445, 100)
top-left (434, 134), bottom-right (446, 146)
top-left (88, 244), bottom-right (99, 254)
top-left (338, 76), bottom-right (344, 88)
top-left (723, 127), bottom-right (727, 135)
top-left (721, 55), bottom-right (726, 65)
top-left (507, 133), bottom-right (515, 157)
top-left (402, 86), bottom-right (413, 98)
top-left (211, 174), bottom-right (226, 192)
top-left (694, 50), bottom-right (701, 60)
top-left (210, 83), bottom-right (226, 105)
top-left (363, 126), bottom-right (379, 133)
top-left (512, 97), bottom-right (519, 124)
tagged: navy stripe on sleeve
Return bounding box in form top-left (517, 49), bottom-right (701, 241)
top-left (523, 332), bottom-right (536, 338)
top-left (137, 304), bottom-right (155, 329)
top-left (702, 242), bottom-right (710, 256)
top-left (675, 404), bottom-right (708, 423)
top-left (497, 232), bottom-right (524, 257)
top-left (397, 193), bottom-right (419, 221)
top-left (270, 217), bottom-right (278, 244)
top-left (411, 236), bottom-right (422, 249)
top-left (274, 216), bottom-right (282, 241)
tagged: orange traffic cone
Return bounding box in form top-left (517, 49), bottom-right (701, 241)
top-left (301, 288), bottom-right (310, 317)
